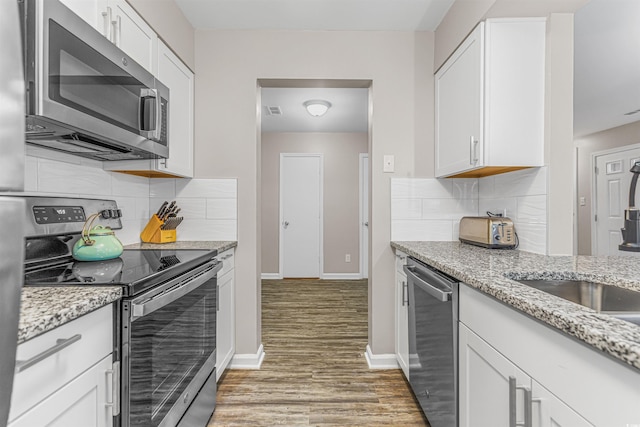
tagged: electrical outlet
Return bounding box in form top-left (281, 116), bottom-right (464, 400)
top-left (345, 254), bottom-right (351, 263)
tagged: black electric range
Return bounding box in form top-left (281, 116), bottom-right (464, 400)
top-left (25, 248), bottom-right (217, 296)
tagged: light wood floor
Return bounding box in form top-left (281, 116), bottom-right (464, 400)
top-left (208, 279), bottom-right (428, 426)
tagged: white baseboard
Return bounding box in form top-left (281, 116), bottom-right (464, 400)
top-left (364, 344), bottom-right (399, 369)
top-left (321, 273), bottom-right (363, 280)
top-left (229, 344), bottom-right (265, 369)
top-left (261, 273), bottom-right (282, 280)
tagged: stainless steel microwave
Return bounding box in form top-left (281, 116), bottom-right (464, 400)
top-left (20, 0), bottom-right (169, 161)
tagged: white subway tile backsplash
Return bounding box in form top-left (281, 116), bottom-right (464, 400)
top-left (517, 195), bottom-right (547, 223)
top-left (112, 173), bottom-right (150, 197)
top-left (478, 175), bottom-right (496, 199)
top-left (149, 179), bottom-right (176, 199)
top-left (178, 219), bottom-right (237, 241)
top-left (25, 155), bottom-right (238, 245)
top-left (174, 198), bottom-right (207, 219)
top-left (493, 167), bottom-right (547, 198)
top-left (513, 222), bottom-right (547, 254)
top-left (391, 199), bottom-right (423, 220)
top-left (207, 199), bottom-right (237, 220)
top-left (451, 179), bottom-right (479, 200)
top-left (176, 179), bottom-right (237, 198)
top-left (422, 198), bottom-right (478, 220)
top-left (392, 220), bottom-right (454, 241)
top-left (478, 197), bottom-right (517, 219)
top-left (38, 159), bottom-right (112, 195)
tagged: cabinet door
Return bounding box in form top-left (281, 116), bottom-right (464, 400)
top-left (532, 381), bottom-right (593, 427)
top-left (155, 41), bottom-right (194, 178)
top-left (395, 272), bottom-right (409, 378)
top-left (435, 23), bottom-right (484, 178)
top-left (459, 324), bottom-right (530, 427)
top-left (216, 268), bottom-right (235, 381)
top-left (9, 355), bottom-right (114, 427)
top-left (60, 0), bottom-right (100, 31)
top-left (108, 0), bottom-right (157, 72)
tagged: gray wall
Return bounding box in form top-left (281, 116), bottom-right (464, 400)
top-left (193, 30), bottom-right (434, 356)
top-left (261, 132), bottom-right (368, 276)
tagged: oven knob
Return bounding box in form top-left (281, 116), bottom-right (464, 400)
top-left (122, 57), bottom-right (128, 66)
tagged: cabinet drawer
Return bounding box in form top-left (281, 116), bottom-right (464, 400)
top-left (216, 249), bottom-right (235, 277)
top-left (9, 305), bottom-right (113, 422)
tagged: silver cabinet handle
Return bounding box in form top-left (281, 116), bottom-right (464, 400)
top-left (101, 7), bottom-right (112, 40)
top-left (401, 280), bottom-right (409, 306)
top-left (509, 376), bottom-right (532, 427)
top-left (112, 15), bottom-right (121, 47)
top-left (469, 136), bottom-right (479, 165)
top-left (105, 361), bottom-right (120, 416)
top-left (15, 334), bottom-right (82, 373)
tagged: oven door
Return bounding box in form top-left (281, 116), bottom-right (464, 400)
top-left (122, 260), bottom-right (221, 427)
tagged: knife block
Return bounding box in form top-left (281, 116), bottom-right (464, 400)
top-left (140, 214), bottom-right (177, 243)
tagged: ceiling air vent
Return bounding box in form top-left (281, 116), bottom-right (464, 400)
top-left (265, 106), bottom-right (282, 116)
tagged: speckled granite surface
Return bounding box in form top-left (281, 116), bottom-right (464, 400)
top-left (391, 241), bottom-right (640, 371)
top-left (125, 240), bottom-right (237, 253)
top-left (18, 287), bottom-right (122, 344)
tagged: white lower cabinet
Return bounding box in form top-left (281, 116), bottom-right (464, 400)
top-left (216, 248), bottom-right (235, 381)
top-left (9, 305), bottom-right (117, 427)
top-left (459, 284), bottom-right (640, 427)
top-left (459, 324), bottom-right (592, 427)
top-left (394, 250), bottom-right (409, 378)
top-left (9, 355), bottom-right (114, 427)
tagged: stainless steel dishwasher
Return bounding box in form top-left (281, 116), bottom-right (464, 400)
top-left (404, 257), bottom-right (459, 427)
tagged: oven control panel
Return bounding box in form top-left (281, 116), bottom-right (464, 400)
top-left (33, 206), bottom-right (86, 224)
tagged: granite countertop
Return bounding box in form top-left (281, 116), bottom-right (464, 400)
top-left (391, 241), bottom-right (640, 371)
top-left (18, 286), bottom-right (122, 344)
top-left (124, 240), bottom-right (237, 253)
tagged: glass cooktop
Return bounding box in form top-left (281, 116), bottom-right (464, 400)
top-left (24, 249), bottom-right (215, 295)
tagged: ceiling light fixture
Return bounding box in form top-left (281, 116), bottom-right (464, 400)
top-left (303, 100), bottom-right (332, 117)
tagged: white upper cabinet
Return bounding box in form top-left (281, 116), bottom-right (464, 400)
top-left (98, 0), bottom-right (157, 73)
top-left (435, 19), bottom-right (546, 178)
top-left (154, 41), bottom-right (194, 178)
top-left (60, 0), bottom-right (157, 73)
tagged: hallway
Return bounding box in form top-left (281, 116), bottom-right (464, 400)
top-left (208, 279), bottom-right (427, 426)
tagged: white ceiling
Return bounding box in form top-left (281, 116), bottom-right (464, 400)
top-left (174, 0), bottom-right (455, 31)
top-left (573, 0), bottom-right (640, 137)
top-left (261, 87), bottom-right (368, 133)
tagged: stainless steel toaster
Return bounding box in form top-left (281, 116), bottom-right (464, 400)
top-left (459, 216), bottom-right (516, 249)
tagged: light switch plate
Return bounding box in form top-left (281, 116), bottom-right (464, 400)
top-left (383, 155), bottom-right (394, 173)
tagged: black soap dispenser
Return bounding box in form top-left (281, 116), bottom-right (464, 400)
top-left (619, 161), bottom-right (640, 252)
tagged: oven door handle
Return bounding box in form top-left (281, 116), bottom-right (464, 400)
top-left (131, 261), bottom-right (222, 320)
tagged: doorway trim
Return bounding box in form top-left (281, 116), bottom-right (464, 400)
top-left (279, 153), bottom-right (324, 278)
top-left (590, 142), bottom-right (640, 255)
top-left (359, 153), bottom-right (369, 279)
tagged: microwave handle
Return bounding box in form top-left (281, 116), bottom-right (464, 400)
top-left (139, 88), bottom-right (161, 140)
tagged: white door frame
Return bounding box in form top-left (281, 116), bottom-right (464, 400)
top-left (591, 142), bottom-right (640, 255)
top-left (359, 153), bottom-right (369, 279)
top-left (279, 153), bottom-right (324, 278)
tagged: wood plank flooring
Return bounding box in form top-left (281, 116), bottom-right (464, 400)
top-left (208, 279), bottom-right (428, 426)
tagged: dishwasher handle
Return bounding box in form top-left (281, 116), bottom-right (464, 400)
top-left (404, 264), bottom-right (453, 302)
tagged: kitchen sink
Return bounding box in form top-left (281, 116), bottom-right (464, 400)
top-left (514, 279), bottom-right (640, 327)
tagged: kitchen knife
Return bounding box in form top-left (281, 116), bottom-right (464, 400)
top-left (156, 201), bottom-right (168, 217)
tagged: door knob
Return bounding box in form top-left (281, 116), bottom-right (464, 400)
top-left (364, 222), bottom-right (369, 227)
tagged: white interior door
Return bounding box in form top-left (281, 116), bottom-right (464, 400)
top-left (280, 154), bottom-right (322, 278)
top-left (360, 153), bottom-right (369, 279)
top-left (594, 146), bottom-right (640, 255)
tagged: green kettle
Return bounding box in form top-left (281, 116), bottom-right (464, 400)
top-left (72, 213), bottom-right (124, 262)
